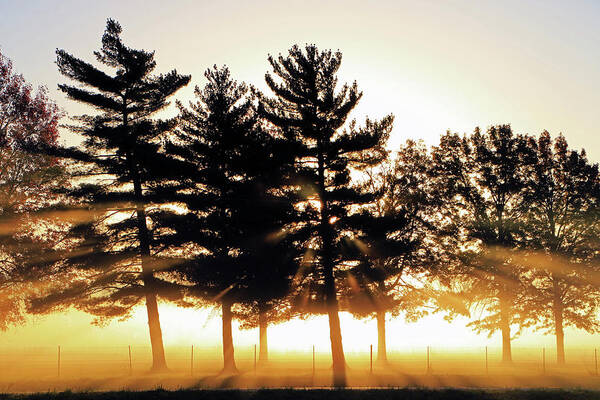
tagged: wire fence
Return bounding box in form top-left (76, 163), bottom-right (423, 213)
top-left (0, 344), bottom-right (599, 382)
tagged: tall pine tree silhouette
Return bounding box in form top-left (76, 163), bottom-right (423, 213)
top-left (32, 19), bottom-right (190, 371)
top-left (258, 45), bottom-right (392, 386)
top-left (170, 66), bottom-right (296, 374)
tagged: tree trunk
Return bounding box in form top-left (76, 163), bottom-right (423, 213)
top-left (312, 139), bottom-right (346, 386)
top-left (321, 216), bottom-right (346, 386)
top-left (143, 287), bottom-right (167, 371)
top-left (326, 298), bottom-right (346, 386)
top-left (553, 277), bottom-right (566, 365)
top-left (126, 100), bottom-right (168, 371)
top-left (258, 308), bottom-right (268, 365)
top-left (324, 259), bottom-right (346, 387)
top-left (221, 299), bottom-right (238, 374)
top-left (133, 174), bottom-right (168, 372)
top-left (321, 218), bottom-right (346, 385)
top-left (316, 138), bottom-right (346, 387)
top-left (499, 297), bottom-right (512, 364)
top-left (555, 311), bottom-right (565, 366)
top-left (376, 310), bottom-right (388, 364)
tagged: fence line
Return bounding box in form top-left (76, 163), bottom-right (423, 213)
top-left (0, 345), bottom-right (599, 381)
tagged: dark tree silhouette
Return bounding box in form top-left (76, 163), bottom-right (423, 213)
top-left (235, 190), bottom-right (299, 368)
top-left (258, 45), bottom-right (393, 386)
top-left (235, 217), bottom-right (299, 367)
top-left (28, 19), bottom-right (190, 371)
top-left (170, 66), bottom-right (296, 374)
top-left (521, 131), bottom-right (600, 365)
top-left (0, 49), bottom-right (63, 330)
top-left (344, 140), bottom-right (439, 365)
top-left (430, 125), bottom-right (536, 363)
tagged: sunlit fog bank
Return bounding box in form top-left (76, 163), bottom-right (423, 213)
top-left (1, 304), bottom-right (596, 351)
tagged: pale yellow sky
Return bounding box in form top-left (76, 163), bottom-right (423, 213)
top-left (0, 0), bottom-right (599, 354)
top-left (1, 0), bottom-right (599, 156)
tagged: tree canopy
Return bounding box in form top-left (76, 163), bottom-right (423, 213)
top-left (258, 44), bottom-right (393, 386)
top-left (27, 18), bottom-right (190, 371)
top-left (0, 49), bottom-right (63, 331)
top-left (3, 19), bottom-right (600, 386)
top-left (520, 132), bottom-right (600, 364)
top-left (430, 125), bottom-right (537, 363)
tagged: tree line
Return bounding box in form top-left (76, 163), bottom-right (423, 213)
top-left (1, 19), bottom-right (599, 387)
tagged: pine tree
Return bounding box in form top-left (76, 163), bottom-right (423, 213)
top-left (258, 45), bottom-right (393, 386)
top-left (234, 201), bottom-right (299, 367)
top-left (234, 177), bottom-right (299, 368)
top-left (29, 19), bottom-right (190, 371)
top-left (169, 65), bottom-right (296, 374)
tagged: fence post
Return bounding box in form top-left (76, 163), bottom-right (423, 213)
top-left (128, 345), bottom-right (132, 376)
top-left (57, 345), bottom-right (61, 378)
top-left (426, 345), bottom-right (431, 374)
top-left (542, 347), bottom-right (546, 374)
top-left (191, 345), bottom-right (194, 376)
top-left (370, 344), bottom-right (373, 374)
top-left (312, 345), bottom-right (315, 379)
top-left (485, 346), bottom-right (488, 374)
top-left (254, 344), bottom-right (257, 374)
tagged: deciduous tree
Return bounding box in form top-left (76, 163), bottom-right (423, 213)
top-left (0, 49), bottom-right (63, 330)
top-left (522, 131), bottom-right (600, 365)
top-left (345, 140), bottom-right (438, 364)
top-left (430, 125), bottom-right (536, 363)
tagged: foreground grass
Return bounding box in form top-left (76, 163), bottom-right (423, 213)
top-left (2, 371), bottom-right (600, 395)
top-left (2, 389), bottom-right (600, 400)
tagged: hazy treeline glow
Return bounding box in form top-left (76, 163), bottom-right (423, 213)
top-left (1, 18), bottom-right (600, 389)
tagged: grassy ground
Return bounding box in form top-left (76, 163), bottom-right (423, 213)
top-left (3, 388), bottom-right (600, 400)
top-left (1, 370), bottom-right (600, 396)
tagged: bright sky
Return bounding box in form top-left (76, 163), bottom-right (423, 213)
top-left (0, 0), bottom-right (599, 354)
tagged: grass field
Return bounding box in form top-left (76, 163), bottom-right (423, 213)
top-left (3, 388), bottom-right (600, 400)
top-left (1, 369), bottom-right (600, 394)
top-left (2, 346), bottom-right (600, 394)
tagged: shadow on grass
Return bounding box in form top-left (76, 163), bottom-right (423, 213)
top-left (4, 388), bottom-right (600, 400)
